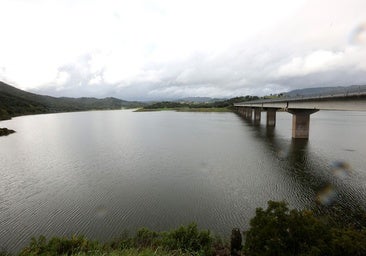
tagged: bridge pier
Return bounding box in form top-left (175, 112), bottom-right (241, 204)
top-left (236, 107), bottom-right (243, 117)
top-left (287, 109), bottom-right (319, 139)
top-left (241, 107), bottom-right (246, 118)
top-left (237, 107), bottom-right (241, 116)
top-left (236, 107), bottom-right (249, 119)
top-left (246, 108), bottom-right (252, 119)
top-left (236, 106), bottom-right (320, 139)
top-left (254, 108), bottom-right (261, 123)
top-left (241, 107), bottom-right (246, 117)
top-left (266, 109), bottom-right (276, 127)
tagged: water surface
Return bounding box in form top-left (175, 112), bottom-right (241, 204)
top-left (1, 110), bottom-right (366, 252)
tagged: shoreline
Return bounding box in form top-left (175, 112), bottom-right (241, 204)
top-left (135, 107), bottom-right (232, 112)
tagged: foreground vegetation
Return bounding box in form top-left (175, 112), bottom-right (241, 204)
top-left (15, 223), bottom-right (215, 256)
top-left (244, 201), bottom-right (366, 256)
top-left (4, 201), bottom-right (366, 256)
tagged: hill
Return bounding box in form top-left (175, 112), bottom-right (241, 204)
top-left (0, 81), bottom-right (143, 120)
top-left (137, 95), bottom-right (259, 112)
top-left (174, 97), bottom-right (224, 103)
top-left (285, 84), bottom-right (366, 97)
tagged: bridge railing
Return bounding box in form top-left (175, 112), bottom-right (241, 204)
top-left (234, 91), bottom-right (366, 106)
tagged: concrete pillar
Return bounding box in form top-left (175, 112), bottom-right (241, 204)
top-left (243, 108), bottom-right (247, 118)
top-left (287, 109), bottom-right (319, 139)
top-left (246, 108), bottom-right (252, 120)
top-left (266, 109), bottom-right (276, 126)
top-left (254, 108), bottom-right (261, 123)
top-left (237, 107), bottom-right (244, 117)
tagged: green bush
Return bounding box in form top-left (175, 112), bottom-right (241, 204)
top-left (134, 228), bottom-right (159, 248)
top-left (19, 235), bottom-right (101, 256)
top-left (161, 223), bottom-right (212, 254)
top-left (330, 228), bottom-right (366, 256)
top-left (244, 201), bottom-right (366, 256)
top-left (16, 202), bottom-right (366, 256)
top-left (19, 224), bottom-right (213, 255)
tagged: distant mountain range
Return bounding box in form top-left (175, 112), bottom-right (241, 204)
top-left (142, 97), bottom-right (225, 103)
top-left (2, 81), bottom-right (366, 121)
top-left (285, 84), bottom-right (366, 97)
top-left (0, 81), bottom-right (143, 120)
top-left (174, 97), bottom-right (224, 103)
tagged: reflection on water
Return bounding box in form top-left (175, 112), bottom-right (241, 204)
top-left (0, 110), bottom-right (366, 252)
top-left (241, 112), bottom-right (366, 223)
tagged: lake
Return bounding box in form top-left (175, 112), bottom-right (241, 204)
top-left (1, 110), bottom-right (366, 252)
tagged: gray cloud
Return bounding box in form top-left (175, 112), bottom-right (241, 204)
top-left (32, 39), bottom-right (366, 101)
top-left (6, 0), bottom-right (365, 100)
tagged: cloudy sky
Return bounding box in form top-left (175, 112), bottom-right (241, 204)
top-left (1, 0), bottom-right (366, 100)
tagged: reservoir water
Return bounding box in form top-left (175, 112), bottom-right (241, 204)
top-left (1, 110), bottom-right (366, 252)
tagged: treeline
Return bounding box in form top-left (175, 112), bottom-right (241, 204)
top-left (141, 96), bottom-right (259, 110)
top-left (4, 201), bottom-right (366, 256)
top-left (0, 82), bottom-right (143, 120)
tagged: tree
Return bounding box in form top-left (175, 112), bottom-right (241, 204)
top-left (244, 201), bottom-right (332, 256)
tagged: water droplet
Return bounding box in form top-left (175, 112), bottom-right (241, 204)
top-left (317, 185), bottom-right (336, 205)
top-left (199, 162), bottom-right (210, 173)
top-left (349, 23), bottom-right (366, 45)
top-left (277, 149), bottom-right (288, 160)
top-left (331, 161), bottom-right (351, 179)
top-left (95, 205), bottom-right (108, 218)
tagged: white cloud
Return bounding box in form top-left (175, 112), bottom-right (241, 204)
top-left (55, 71), bottom-right (70, 85)
top-left (88, 75), bottom-right (102, 85)
top-left (277, 46), bottom-right (366, 78)
top-left (277, 50), bottom-right (344, 77)
top-left (0, 0), bottom-right (366, 99)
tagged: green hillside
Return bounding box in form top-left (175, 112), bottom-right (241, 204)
top-left (0, 81), bottom-right (143, 120)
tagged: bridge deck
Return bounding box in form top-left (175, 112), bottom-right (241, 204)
top-left (234, 93), bottom-right (366, 111)
top-left (234, 92), bottom-right (366, 139)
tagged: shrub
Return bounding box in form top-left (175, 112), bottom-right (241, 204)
top-left (19, 224), bottom-right (213, 255)
top-left (244, 201), bottom-right (332, 256)
top-left (161, 223), bottom-right (212, 254)
top-left (134, 227), bottom-right (160, 248)
top-left (244, 201), bottom-right (366, 256)
top-left (19, 235), bottom-right (100, 255)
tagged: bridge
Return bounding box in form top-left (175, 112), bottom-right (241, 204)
top-left (234, 92), bottom-right (366, 139)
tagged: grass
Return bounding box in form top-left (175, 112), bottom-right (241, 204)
top-left (17, 223), bottom-right (215, 256)
top-left (73, 248), bottom-right (196, 256)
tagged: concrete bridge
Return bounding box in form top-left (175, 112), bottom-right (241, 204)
top-left (234, 92), bottom-right (366, 139)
